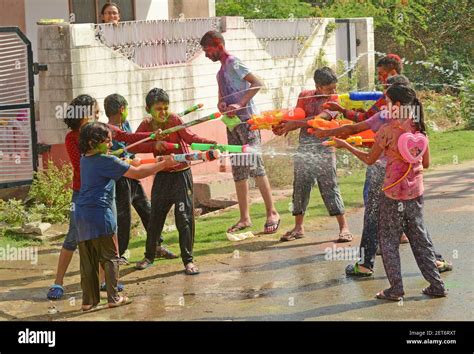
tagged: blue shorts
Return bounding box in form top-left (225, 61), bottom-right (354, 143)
top-left (62, 191), bottom-right (79, 251)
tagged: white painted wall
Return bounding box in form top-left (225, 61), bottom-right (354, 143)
top-left (24, 0), bottom-right (69, 100)
top-left (135, 0), bottom-right (169, 20)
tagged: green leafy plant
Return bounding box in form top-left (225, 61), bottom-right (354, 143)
top-left (27, 160), bottom-right (73, 223)
top-left (0, 199), bottom-right (28, 226)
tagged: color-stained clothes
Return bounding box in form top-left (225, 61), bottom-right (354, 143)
top-left (75, 154), bottom-right (130, 242)
top-left (375, 119), bottom-right (424, 200)
top-left (110, 121), bottom-right (135, 159)
top-left (291, 90), bottom-right (345, 217)
top-left (365, 110), bottom-right (389, 133)
top-left (132, 113), bottom-right (215, 172)
top-left (378, 195), bottom-right (445, 297)
top-left (344, 96), bottom-right (387, 123)
top-left (217, 55), bottom-right (258, 122)
top-left (296, 90), bottom-right (338, 150)
top-left (65, 130), bottom-right (81, 192)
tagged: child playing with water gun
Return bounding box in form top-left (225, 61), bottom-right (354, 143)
top-left (311, 75), bottom-right (452, 277)
top-left (133, 88), bottom-right (216, 275)
top-left (273, 67), bottom-right (353, 243)
top-left (104, 93), bottom-right (177, 264)
top-left (332, 85), bottom-right (447, 300)
top-left (46, 94), bottom-right (163, 301)
top-left (75, 122), bottom-right (175, 311)
top-left (200, 30), bottom-right (281, 235)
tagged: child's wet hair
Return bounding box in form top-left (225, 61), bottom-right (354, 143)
top-left (386, 74), bottom-right (411, 87)
top-left (79, 122), bottom-right (111, 154)
top-left (146, 88), bottom-right (169, 108)
top-left (385, 85), bottom-right (426, 135)
top-left (63, 94), bottom-right (97, 131)
top-left (104, 93), bottom-right (128, 117)
top-left (200, 30), bottom-right (225, 47)
top-left (313, 67), bottom-right (338, 87)
top-left (377, 54), bottom-right (403, 74)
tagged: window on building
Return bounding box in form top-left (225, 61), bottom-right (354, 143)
top-left (69, 0), bottom-right (135, 24)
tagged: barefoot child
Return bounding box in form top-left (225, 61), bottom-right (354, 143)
top-left (134, 88), bottom-right (216, 275)
top-left (75, 122), bottom-right (174, 311)
top-left (332, 85), bottom-right (447, 300)
top-left (274, 67), bottom-right (353, 243)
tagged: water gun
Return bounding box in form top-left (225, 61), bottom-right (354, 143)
top-left (190, 143), bottom-right (257, 154)
top-left (247, 107), bottom-right (306, 130)
top-left (111, 140), bottom-right (178, 157)
top-left (178, 103), bottom-right (203, 117)
top-left (307, 117), bottom-right (353, 134)
top-left (323, 92), bottom-right (384, 111)
top-left (322, 136), bottom-right (375, 147)
top-left (125, 150), bottom-right (221, 165)
top-left (160, 112), bottom-right (222, 136)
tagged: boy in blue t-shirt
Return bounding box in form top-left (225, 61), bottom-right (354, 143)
top-left (75, 122), bottom-right (174, 311)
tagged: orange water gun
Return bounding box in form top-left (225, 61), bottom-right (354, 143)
top-left (306, 117), bottom-right (354, 133)
top-left (247, 107), bottom-right (306, 130)
top-left (322, 136), bottom-right (375, 147)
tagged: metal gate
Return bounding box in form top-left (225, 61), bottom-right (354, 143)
top-left (0, 27), bottom-right (38, 188)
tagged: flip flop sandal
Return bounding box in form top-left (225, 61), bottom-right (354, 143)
top-left (82, 302), bottom-right (107, 313)
top-left (263, 219), bottom-right (281, 234)
top-left (375, 290), bottom-right (403, 301)
top-left (437, 260), bottom-right (453, 273)
top-left (279, 230), bottom-right (304, 242)
top-left (185, 264), bottom-right (200, 275)
top-left (100, 282), bottom-right (124, 292)
top-left (108, 296), bottom-right (132, 308)
top-left (337, 232), bottom-right (353, 243)
top-left (135, 258), bottom-right (153, 270)
top-left (345, 263), bottom-right (374, 277)
top-left (227, 223), bottom-right (252, 233)
top-left (47, 284), bottom-right (64, 300)
top-left (422, 287), bottom-right (448, 297)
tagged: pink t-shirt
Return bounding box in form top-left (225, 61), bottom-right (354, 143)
top-left (375, 119), bottom-right (424, 200)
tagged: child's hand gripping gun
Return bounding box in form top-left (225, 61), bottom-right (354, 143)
top-left (306, 117), bottom-right (354, 134)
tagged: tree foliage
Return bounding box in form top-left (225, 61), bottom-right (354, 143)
top-left (216, 0), bottom-right (473, 90)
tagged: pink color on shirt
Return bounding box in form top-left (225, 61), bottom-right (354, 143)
top-left (375, 119), bottom-right (424, 200)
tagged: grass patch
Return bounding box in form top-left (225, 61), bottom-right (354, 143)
top-left (2, 130), bottom-right (473, 257)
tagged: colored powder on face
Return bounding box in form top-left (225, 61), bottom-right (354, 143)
top-left (121, 106), bottom-right (128, 123)
top-left (150, 106), bottom-right (169, 123)
top-left (96, 142), bottom-right (109, 154)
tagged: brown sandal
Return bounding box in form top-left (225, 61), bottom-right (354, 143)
top-left (422, 286), bottom-right (448, 297)
top-left (337, 231), bottom-right (353, 243)
top-left (280, 230), bottom-right (304, 242)
top-left (375, 290), bottom-right (403, 301)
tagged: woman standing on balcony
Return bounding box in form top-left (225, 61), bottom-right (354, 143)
top-left (101, 2), bottom-right (121, 25)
